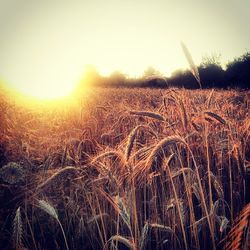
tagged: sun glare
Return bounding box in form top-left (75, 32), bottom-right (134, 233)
top-left (4, 76), bottom-right (80, 100)
top-left (19, 82), bottom-right (75, 100)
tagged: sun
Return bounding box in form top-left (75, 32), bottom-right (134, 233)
top-left (3, 74), bottom-right (80, 100)
top-left (16, 81), bottom-right (76, 100)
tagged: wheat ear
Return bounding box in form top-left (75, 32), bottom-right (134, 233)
top-left (125, 125), bottom-right (156, 161)
top-left (204, 111), bottom-right (226, 125)
top-left (146, 136), bottom-right (185, 170)
top-left (181, 41), bottom-right (201, 88)
top-left (108, 235), bottom-right (135, 250)
top-left (206, 89), bottom-right (215, 108)
top-left (36, 166), bottom-right (79, 192)
top-left (13, 207), bottom-right (23, 250)
top-left (37, 199), bottom-right (69, 250)
top-left (129, 111), bottom-right (165, 121)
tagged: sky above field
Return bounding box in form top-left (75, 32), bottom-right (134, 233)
top-left (0, 0), bottom-right (249, 98)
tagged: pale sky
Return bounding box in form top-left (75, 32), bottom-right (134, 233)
top-left (0, 0), bottom-right (249, 98)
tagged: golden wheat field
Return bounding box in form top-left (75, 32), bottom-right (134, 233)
top-left (0, 87), bottom-right (249, 250)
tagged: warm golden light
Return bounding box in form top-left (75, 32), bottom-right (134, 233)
top-left (9, 79), bottom-right (78, 100)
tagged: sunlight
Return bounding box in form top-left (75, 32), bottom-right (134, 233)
top-left (13, 80), bottom-right (77, 100)
top-left (3, 71), bottom-right (80, 100)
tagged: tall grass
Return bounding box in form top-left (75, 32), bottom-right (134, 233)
top-left (0, 87), bottom-right (249, 249)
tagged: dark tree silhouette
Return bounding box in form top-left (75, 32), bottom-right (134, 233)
top-left (168, 69), bottom-right (197, 89)
top-left (108, 70), bottom-right (127, 86)
top-left (168, 52), bottom-right (249, 89)
top-left (226, 52), bottom-right (250, 88)
top-left (198, 65), bottom-right (226, 88)
top-left (77, 52), bottom-right (250, 89)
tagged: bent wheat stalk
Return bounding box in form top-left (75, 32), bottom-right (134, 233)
top-left (108, 235), bottom-right (135, 250)
top-left (146, 135), bottom-right (185, 170)
top-left (181, 41), bottom-right (201, 88)
top-left (125, 125), bottom-right (157, 161)
top-left (204, 111), bottom-right (226, 125)
top-left (36, 166), bottom-right (79, 193)
top-left (37, 199), bottom-right (69, 250)
top-left (129, 111), bottom-right (165, 121)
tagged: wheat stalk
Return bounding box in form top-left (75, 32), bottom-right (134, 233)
top-left (172, 167), bottom-right (195, 179)
top-left (125, 125), bottom-right (144, 161)
top-left (87, 213), bottom-right (109, 224)
top-left (129, 111), bottom-right (165, 121)
top-left (222, 203), bottom-right (250, 250)
top-left (109, 235), bottom-right (135, 250)
top-left (181, 41), bottom-right (201, 88)
top-left (37, 199), bottom-right (58, 220)
top-left (210, 171), bottom-right (224, 198)
top-left (37, 199), bottom-right (69, 250)
top-left (12, 207), bottom-right (23, 250)
top-left (146, 136), bottom-right (185, 171)
top-left (174, 94), bottom-right (188, 130)
top-left (217, 216), bottom-right (229, 233)
top-left (168, 92), bottom-right (188, 130)
top-left (125, 125), bottom-right (156, 161)
top-left (206, 89), bottom-right (215, 108)
top-left (36, 166), bottom-right (79, 192)
top-left (204, 111), bottom-right (226, 125)
top-left (139, 221), bottom-right (149, 250)
top-left (164, 154), bottom-right (189, 250)
top-left (115, 195), bottom-right (131, 230)
top-left (92, 150), bottom-right (124, 163)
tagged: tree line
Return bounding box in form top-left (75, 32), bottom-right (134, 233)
top-left (80, 52), bottom-right (250, 89)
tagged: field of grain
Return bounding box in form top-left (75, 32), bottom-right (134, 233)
top-left (0, 88), bottom-right (249, 250)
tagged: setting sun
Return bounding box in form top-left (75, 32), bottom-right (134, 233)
top-left (6, 75), bottom-right (77, 100)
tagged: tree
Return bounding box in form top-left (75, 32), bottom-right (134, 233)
top-left (198, 53), bottom-right (226, 88)
top-left (108, 70), bottom-right (127, 86)
top-left (169, 69), bottom-right (198, 89)
top-left (201, 53), bottom-right (222, 67)
top-left (143, 66), bottom-right (161, 78)
top-left (142, 66), bottom-right (167, 88)
top-left (226, 52), bottom-right (250, 88)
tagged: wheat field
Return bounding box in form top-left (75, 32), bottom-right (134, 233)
top-left (0, 87), bottom-right (249, 250)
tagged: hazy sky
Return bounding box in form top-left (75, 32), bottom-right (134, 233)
top-left (0, 0), bottom-right (249, 97)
